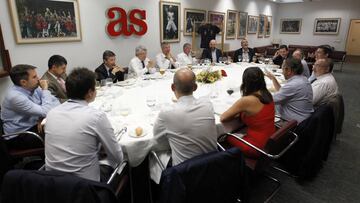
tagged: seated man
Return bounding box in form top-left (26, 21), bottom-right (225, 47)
top-left (201, 39), bottom-right (222, 63)
top-left (272, 45), bottom-right (289, 66)
top-left (233, 39), bottom-right (255, 62)
top-left (156, 42), bottom-right (178, 69)
top-left (292, 49), bottom-right (310, 78)
top-left (1, 64), bottom-right (60, 149)
top-left (153, 68), bottom-right (218, 166)
top-left (311, 58), bottom-right (339, 107)
top-left (45, 68), bottom-right (123, 182)
top-left (308, 45), bottom-right (333, 82)
top-left (95, 50), bottom-right (125, 82)
top-left (41, 55), bottom-right (68, 103)
top-left (266, 58), bottom-right (314, 123)
top-left (177, 43), bottom-right (195, 66)
top-left (128, 45), bottom-right (156, 78)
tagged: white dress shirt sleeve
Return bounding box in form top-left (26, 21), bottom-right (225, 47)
top-left (152, 111), bottom-right (171, 151)
top-left (311, 82), bottom-right (327, 106)
top-left (11, 89), bottom-right (60, 117)
top-left (95, 113), bottom-right (123, 163)
top-left (156, 54), bottom-right (171, 69)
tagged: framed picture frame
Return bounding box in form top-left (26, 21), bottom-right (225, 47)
top-left (8, 0), bottom-right (82, 44)
top-left (247, 15), bottom-right (258, 34)
top-left (280, 18), bottom-right (302, 34)
top-left (208, 11), bottom-right (225, 33)
top-left (160, 1), bottom-right (180, 43)
top-left (237, 11), bottom-right (248, 39)
top-left (314, 18), bottom-right (341, 35)
top-left (226, 10), bottom-right (237, 39)
top-left (0, 24), bottom-right (12, 78)
top-left (258, 14), bottom-right (265, 38)
top-left (183, 8), bottom-right (206, 36)
top-left (265, 16), bottom-right (272, 38)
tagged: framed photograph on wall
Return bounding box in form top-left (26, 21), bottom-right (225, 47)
top-left (8, 0), bottom-right (82, 44)
top-left (247, 15), bottom-right (258, 34)
top-left (258, 14), bottom-right (265, 38)
top-left (237, 11), bottom-right (247, 39)
top-left (0, 24), bottom-right (12, 78)
top-left (208, 11), bottom-right (225, 33)
top-left (280, 18), bottom-right (302, 34)
top-left (183, 9), bottom-right (206, 36)
top-left (314, 18), bottom-right (341, 35)
top-left (160, 1), bottom-right (181, 43)
top-left (226, 10), bottom-right (237, 39)
top-left (265, 16), bottom-right (272, 38)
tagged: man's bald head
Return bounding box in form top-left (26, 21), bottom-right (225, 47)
top-left (313, 58), bottom-right (332, 77)
top-left (292, 49), bottom-right (303, 60)
top-left (172, 68), bottom-right (197, 96)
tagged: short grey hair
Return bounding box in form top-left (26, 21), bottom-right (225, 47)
top-left (135, 45), bottom-right (147, 56)
top-left (183, 43), bottom-right (191, 50)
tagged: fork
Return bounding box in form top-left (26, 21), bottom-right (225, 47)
top-left (116, 127), bottom-right (127, 141)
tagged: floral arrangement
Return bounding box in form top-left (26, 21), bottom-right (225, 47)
top-left (196, 70), bottom-right (222, 83)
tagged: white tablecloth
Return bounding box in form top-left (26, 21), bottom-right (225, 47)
top-left (90, 62), bottom-right (284, 183)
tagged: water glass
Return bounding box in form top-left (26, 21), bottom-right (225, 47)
top-left (100, 79), bottom-right (107, 87)
top-left (106, 78), bottom-right (113, 87)
top-left (238, 55), bottom-right (242, 62)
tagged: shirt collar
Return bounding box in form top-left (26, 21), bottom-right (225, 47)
top-left (47, 71), bottom-right (58, 79)
top-left (316, 73), bottom-right (331, 80)
top-left (177, 95), bottom-right (195, 103)
top-left (67, 99), bottom-right (89, 106)
top-left (13, 85), bottom-right (35, 96)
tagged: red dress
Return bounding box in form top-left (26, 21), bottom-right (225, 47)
top-left (227, 102), bottom-right (275, 158)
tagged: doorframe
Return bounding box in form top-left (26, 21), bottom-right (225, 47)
top-left (345, 19), bottom-right (360, 55)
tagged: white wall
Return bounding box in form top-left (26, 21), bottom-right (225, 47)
top-left (274, 0), bottom-right (360, 51)
top-left (0, 0), bottom-right (277, 102)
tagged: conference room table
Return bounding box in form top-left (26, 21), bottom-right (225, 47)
top-left (90, 62), bottom-right (284, 183)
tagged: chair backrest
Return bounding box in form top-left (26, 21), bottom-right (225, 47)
top-left (1, 170), bottom-right (117, 203)
top-left (327, 93), bottom-right (345, 134)
top-left (159, 148), bottom-right (247, 203)
top-left (264, 120), bottom-right (298, 158)
top-left (330, 51), bottom-right (346, 61)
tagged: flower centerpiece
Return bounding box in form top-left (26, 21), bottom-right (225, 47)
top-left (196, 70), bottom-right (222, 83)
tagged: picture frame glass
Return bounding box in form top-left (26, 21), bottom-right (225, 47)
top-left (265, 16), bottom-right (272, 37)
top-left (247, 16), bottom-right (258, 34)
top-left (237, 12), bottom-right (247, 39)
top-left (258, 15), bottom-right (265, 37)
top-left (280, 19), bottom-right (302, 34)
top-left (160, 1), bottom-right (180, 42)
top-left (314, 18), bottom-right (340, 35)
top-left (8, 0), bottom-right (82, 44)
top-left (208, 12), bottom-right (225, 33)
top-left (226, 11), bottom-right (237, 39)
top-left (184, 9), bottom-right (206, 36)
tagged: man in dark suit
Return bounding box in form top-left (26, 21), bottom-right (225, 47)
top-left (41, 55), bottom-right (68, 103)
top-left (201, 40), bottom-right (222, 63)
top-left (95, 50), bottom-right (125, 82)
top-left (273, 45), bottom-right (289, 66)
top-left (233, 39), bottom-right (255, 62)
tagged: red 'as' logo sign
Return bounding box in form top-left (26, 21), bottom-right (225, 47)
top-left (106, 7), bottom-right (148, 37)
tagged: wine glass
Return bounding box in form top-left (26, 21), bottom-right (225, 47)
top-left (106, 78), bottom-right (113, 87)
top-left (252, 56), bottom-right (257, 63)
top-left (237, 55), bottom-right (242, 62)
top-left (146, 95), bottom-right (157, 115)
top-left (159, 68), bottom-right (166, 76)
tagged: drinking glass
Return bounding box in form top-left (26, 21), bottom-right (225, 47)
top-left (159, 68), bottom-right (166, 76)
top-left (237, 55), bottom-right (242, 62)
top-left (146, 95), bottom-right (157, 113)
top-left (95, 81), bottom-right (101, 90)
top-left (100, 79), bottom-right (107, 87)
top-left (106, 78), bottom-right (113, 87)
top-left (252, 56), bottom-right (257, 63)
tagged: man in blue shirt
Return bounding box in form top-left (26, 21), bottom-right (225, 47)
top-left (1, 64), bottom-right (59, 149)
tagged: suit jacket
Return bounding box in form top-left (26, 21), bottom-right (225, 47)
top-left (1, 170), bottom-right (117, 203)
top-left (159, 148), bottom-right (248, 203)
top-left (201, 48), bottom-right (222, 63)
top-left (95, 63), bottom-right (124, 82)
top-left (233, 48), bottom-right (255, 62)
top-left (41, 71), bottom-right (67, 103)
top-left (273, 54), bottom-right (288, 66)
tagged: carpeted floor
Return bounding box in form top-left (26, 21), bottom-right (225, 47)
top-left (255, 60), bottom-right (360, 203)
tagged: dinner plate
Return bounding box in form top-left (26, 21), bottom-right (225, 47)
top-left (128, 126), bottom-right (149, 138)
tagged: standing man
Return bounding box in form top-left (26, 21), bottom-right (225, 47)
top-left (201, 39), bottom-right (222, 63)
top-left (177, 43), bottom-right (195, 66)
top-left (41, 55), bottom-right (68, 103)
top-left (156, 42), bottom-right (178, 69)
top-left (95, 50), bottom-right (126, 82)
top-left (273, 45), bottom-right (289, 66)
top-left (1, 64), bottom-right (60, 149)
top-left (233, 39), bottom-right (255, 62)
top-left (128, 45), bottom-right (156, 78)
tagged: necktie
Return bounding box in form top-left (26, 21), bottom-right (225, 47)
top-left (57, 77), bottom-right (66, 92)
top-left (141, 61), bottom-right (145, 68)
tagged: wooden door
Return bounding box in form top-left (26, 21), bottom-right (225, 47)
top-left (346, 19), bottom-right (360, 56)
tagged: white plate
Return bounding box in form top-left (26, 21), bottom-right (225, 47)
top-left (116, 79), bottom-right (136, 86)
top-left (128, 126), bottom-right (149, 138)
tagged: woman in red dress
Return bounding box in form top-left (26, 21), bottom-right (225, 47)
top-left (220, 67), bottom-right (275, 158)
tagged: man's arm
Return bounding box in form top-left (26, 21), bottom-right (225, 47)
top-left (312, 83), bottom-right (325, 106)
top-left (152, 111), bottom-right (170, 151)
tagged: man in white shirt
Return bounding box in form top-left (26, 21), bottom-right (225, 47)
top-left (152, 68), bottom-right (218, 166)
top-left (292, 49), bottom-right (310, 78)
top-left (156, 42), bottom-right (177, 69)
top-left (45, 68), bottom-right (123, 182)
top-left (311, 58), bottom-right (339, 107)
top-left (128, 45), bottom-right (156, 78)
top-left (177, 43), bottom-right (195, 66)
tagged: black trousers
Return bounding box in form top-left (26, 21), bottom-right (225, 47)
top-left (4, 125), bottom-right (43, 150)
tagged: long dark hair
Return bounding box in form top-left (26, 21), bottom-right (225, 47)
top-left (240, 67), bottom-right (273, 104)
